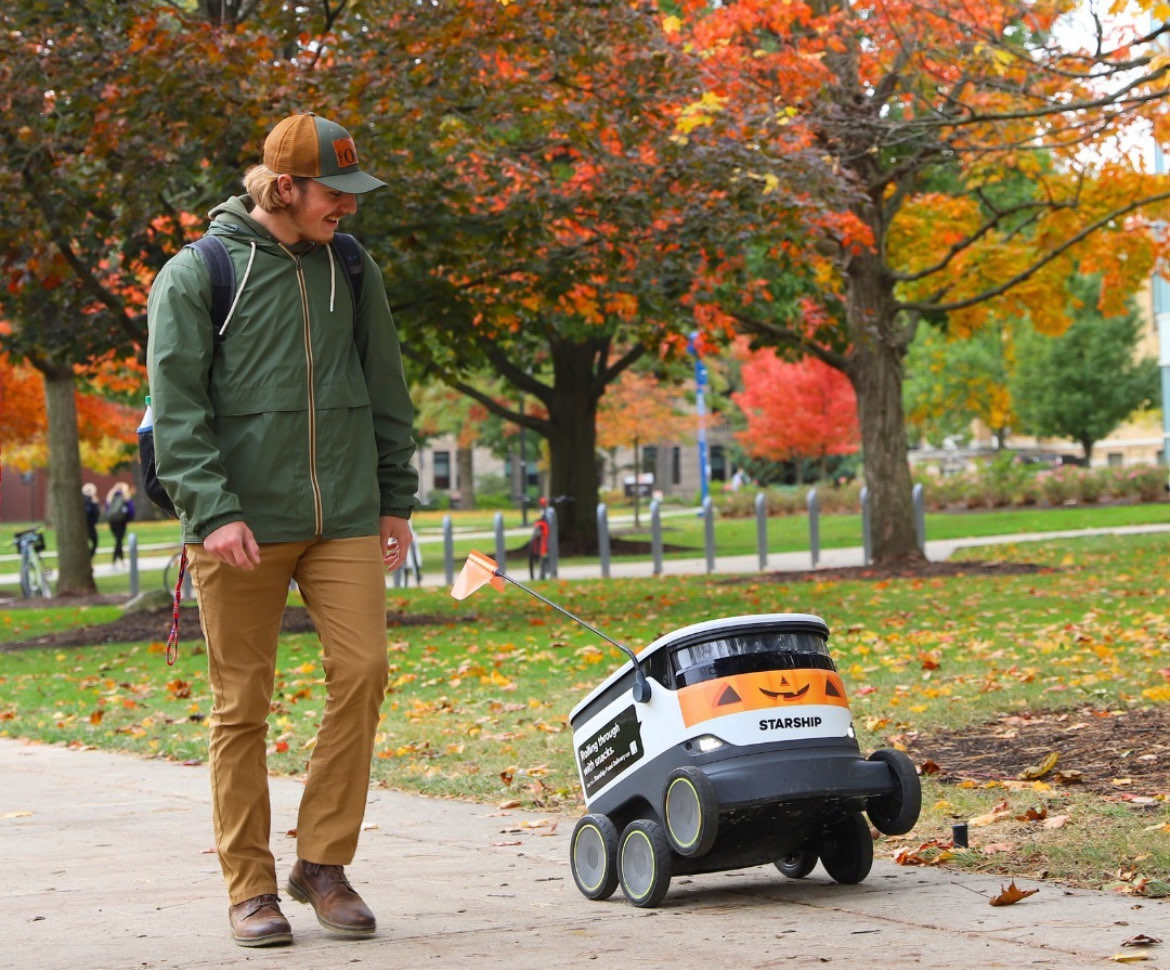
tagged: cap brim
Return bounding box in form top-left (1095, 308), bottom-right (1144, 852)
top-left (313, 170), bottom-right (387, 194)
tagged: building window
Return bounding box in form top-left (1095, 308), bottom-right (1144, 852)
top-left (671, 447), bottom-right (681, 485)
top-left (1107, 453), bottom-right (1123, 468)
top-left (710, 445), bottom-right (727, 481)
top-left (434, 450), bottom-right (451, 490)
top-left (642, 446), bottom-right (657, 475)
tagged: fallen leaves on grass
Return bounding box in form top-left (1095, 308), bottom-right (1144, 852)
top-left (1019, 750), bottom-right (1059, 780)
top-left (892, 838), bottom-right (956, 866)
top-left (969, 799), bottom-right (1012, 826)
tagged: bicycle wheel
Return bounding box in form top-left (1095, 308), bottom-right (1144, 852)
top-left (34, 560), bottom-right (53, 598)
top-left (23, 555), bottom-right (51, 598)
top-left (19, 553), bottom-right (33, 598)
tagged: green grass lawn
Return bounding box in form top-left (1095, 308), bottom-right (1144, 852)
top-left (1, 522), bottom-right (1168, 894)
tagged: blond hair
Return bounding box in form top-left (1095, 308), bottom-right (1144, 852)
top-left (242, 165), bottom-right (310, 213)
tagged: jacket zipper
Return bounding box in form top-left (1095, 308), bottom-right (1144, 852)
top-left (291, 252), bottom-right (324, 536)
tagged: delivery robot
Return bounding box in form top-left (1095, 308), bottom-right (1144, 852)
top-left (567, 612), bottom-right (921, 907)
top-left (449, 553), bottom-right (920, 909)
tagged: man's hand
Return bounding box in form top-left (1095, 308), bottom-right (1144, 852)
top-left (381, 515), bottom-right (412, 571)
top-left (203, 521), bottom-right (262, 570)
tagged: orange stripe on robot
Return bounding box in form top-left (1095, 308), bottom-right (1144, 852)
top-left (677, 669), bottom-right (851, 728)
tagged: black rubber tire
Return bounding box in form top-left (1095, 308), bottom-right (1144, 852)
top-left (570, 814), bottom-right (620, 901)
top-left (662, 766), bottom-right (719, 858)
top-left (618, 818), bottom-right (674, 908)
top-left (866, 748), bottom-right (922, 836)
top-left (818, 813), bottom-right (874, 885)
top-left (774, 847), bottom-right (818, 879)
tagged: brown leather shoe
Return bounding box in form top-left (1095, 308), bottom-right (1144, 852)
top-left (228, 893), bottom-right (292, 947)
top-left (287, 860), bottom-right (376, 936)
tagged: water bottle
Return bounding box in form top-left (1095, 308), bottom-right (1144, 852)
top-left (138, 395), bottom-right (153, 434)
top-left (139, 395), bottom-right (176, 517)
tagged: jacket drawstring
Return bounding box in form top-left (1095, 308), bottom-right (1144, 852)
top-left (219, 241), bottom-right (256, 337)
top-left (326, 242), bottom-right (337, 313)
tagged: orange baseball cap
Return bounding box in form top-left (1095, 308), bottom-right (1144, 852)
top-left (263, 113), bottom-right (386, 194)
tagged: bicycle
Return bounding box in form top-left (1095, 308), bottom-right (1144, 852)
top-left (13, 528), bottom-right (53, 599)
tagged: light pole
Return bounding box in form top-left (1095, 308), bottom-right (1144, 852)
top-left (688, 332), bottom-right (710, 506)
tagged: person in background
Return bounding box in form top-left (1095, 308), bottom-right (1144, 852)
top-left (82, 484), bottom-right (101, 561)
top-left (146, 112), bottom-right (417, 948)
top-left (105, 482), bottom-right (135, 568)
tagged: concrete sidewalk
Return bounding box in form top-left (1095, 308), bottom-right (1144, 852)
top-left (2, 740), bottom-right (1165, 970)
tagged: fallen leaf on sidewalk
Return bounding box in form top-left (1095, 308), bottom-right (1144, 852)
top-left (1109, 955), bottom-right (1150, 963)
top-left (1, 811), bottom-right (32, 819)
top-left (1120, 935), bottom-right (1162, 947)
top-left (989, 880), bottom-right (1039, 906)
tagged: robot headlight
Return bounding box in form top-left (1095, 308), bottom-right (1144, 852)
top-left (696, 735), bottom-right (726, 753)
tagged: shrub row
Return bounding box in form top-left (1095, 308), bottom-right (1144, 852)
top-left (711, 461), bottom-right (1167, 517)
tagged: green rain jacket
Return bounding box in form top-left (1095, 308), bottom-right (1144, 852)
top-left (146, 195), bottom-right (418, 543)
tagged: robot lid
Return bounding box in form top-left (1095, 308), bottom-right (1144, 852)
top-left (569, 612), bottom-right (830, 722)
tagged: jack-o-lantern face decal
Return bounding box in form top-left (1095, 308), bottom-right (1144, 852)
top-left (677, 669), bottom-right (849, 728)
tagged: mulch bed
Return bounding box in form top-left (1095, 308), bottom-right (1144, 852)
top-left (0, 604), bottom-right (472, 651)
top-left (899, 706), bottom-right (1170, 799)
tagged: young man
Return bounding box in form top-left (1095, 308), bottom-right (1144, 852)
top-left (146, 113), bottom-right (418, 947)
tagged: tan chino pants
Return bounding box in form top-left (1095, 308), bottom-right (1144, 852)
top-left (188, 536), bottom-right (389, 904)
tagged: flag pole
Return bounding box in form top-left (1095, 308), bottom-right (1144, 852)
top-left (493, 568), bottom-right (652, 702)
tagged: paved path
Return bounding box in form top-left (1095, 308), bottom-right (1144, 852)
top-left (2, 740), bottom-right (1166, 970)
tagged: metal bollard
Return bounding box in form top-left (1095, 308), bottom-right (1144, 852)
top-left (702, 495), bottom-right (715, 573)
top-left (860, 485), bottom-right (872, 566)
top-left (913, 482), bottom-right (926, 554)
top-left (597, 503), bottom-right (611, 579)
top-left (128, 533), bottom-right (140, 597)
top-left (443, 515), bottom-right (455, 586)
top-left (755, 492), bottom-right (768, 570)
top-left (546, 507), bottom-right (560, 579)
top-left (494, 512), bottom-right (507, 571)
top-left (808, 488), bottom-right (820, 569)
top-left (650, 499), bottom-right (663, 577)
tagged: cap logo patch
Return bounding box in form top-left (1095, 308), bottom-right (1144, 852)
top-left (332, 136), bottom-right (358, 169)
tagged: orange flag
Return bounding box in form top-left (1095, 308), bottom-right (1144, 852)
top-left (451, 550), bottom-right (506, 600)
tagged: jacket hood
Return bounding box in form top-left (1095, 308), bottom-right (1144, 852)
top-left (206, 195), bottom-right (279, 247)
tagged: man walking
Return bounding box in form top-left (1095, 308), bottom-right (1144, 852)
top-left (146, 113), bottom-right (417, 947)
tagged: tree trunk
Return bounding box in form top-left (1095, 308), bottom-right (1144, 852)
top-left (545, 342), bottom-right (603, 554)
top-left (457, 445), bottom-right (475, 509)
top-left (42, 365), bottom-right (97, 596)
top-left (844, 249), bottom-right (924, 565)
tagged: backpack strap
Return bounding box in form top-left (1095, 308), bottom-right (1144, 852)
top-left (330, 232), bottom-right (365, 312)
top-left (185, 235), bottom-right (235, 340)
